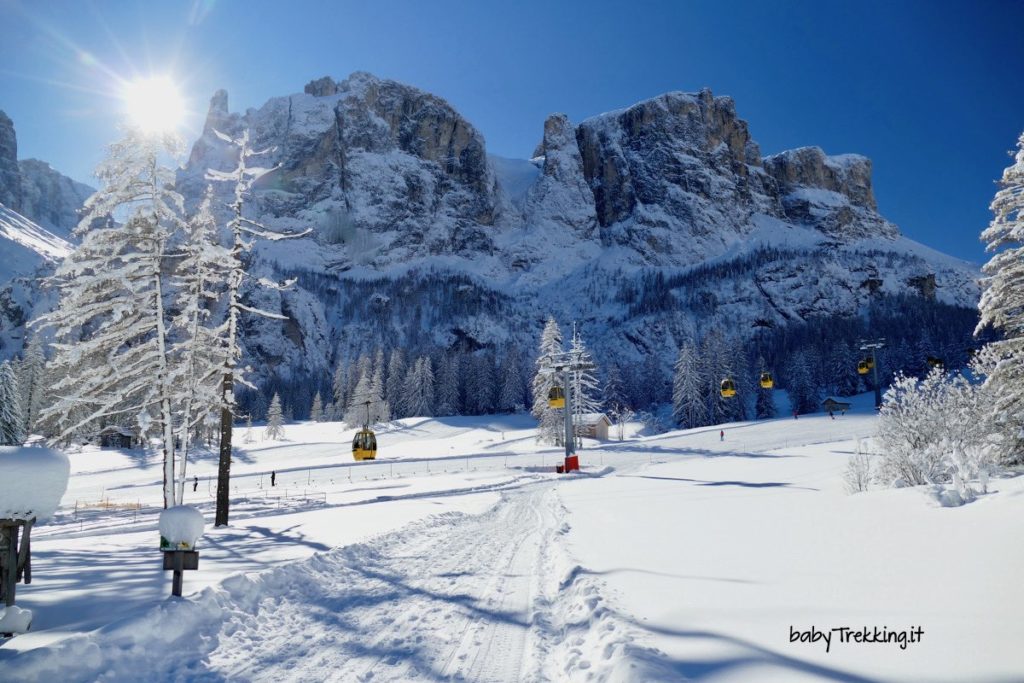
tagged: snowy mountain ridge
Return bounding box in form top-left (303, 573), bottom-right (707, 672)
top-left (173, 73), bottom-right (979, 381)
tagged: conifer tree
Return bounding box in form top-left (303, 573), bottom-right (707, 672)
top-left (310, 392), bottom-right (323, 422)
top-left (402, 357), bottom-right (435, 417)
top-left (532, 316), bottom-right (564, 443)
top-left (978, 130), bottom-right (1024, 459)
top-left (40, 127), bottom-right (185, 507)
top-left (16, 335), bottom-right (46, 436)
top-left (435, 355), bottom-right (461, 416)
top-left (265, 393), bottom-right (285, 440)
top-left (497, 348), bottom-right (525, 413)
top-left (385, 349), bottom-right (407, 418)
top-left (672, 341), bottom-right (707, 428)
top-left (331, 357), bottom-right (349, 420)
top-left (0, 361), bottom-right (25, 446)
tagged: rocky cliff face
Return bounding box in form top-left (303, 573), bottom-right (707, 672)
top-left (0, 111), bottom-right (22, 211)
top-left (181, 73), bottom-right (504, 268)
top-left (18, 159), bottom-right (94, 236)
top-left (0, 110), bottom-right (93, 235)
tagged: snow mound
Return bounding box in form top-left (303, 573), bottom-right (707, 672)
top-left (0, 446), bottom-right (70, 522)
top-left (158, 506), bottom-right (205, 549)
top-left (0, 605), bottom-right (33, 634)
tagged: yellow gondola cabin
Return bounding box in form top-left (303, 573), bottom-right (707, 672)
top-left (548, 386), bottom-right (565, 409)
top-left (352, 429), bottom-right (377, 461)
top-left (720, 378), bottom-right (737, 398)
top-left (759, 372), bottom-right (774, 389)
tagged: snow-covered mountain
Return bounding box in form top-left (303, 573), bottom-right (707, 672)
top-left (0, 203), bottom-right (70, 354)
top-left (176, 73), bottom-right (979, 379)
top-left (0, 111), bottom-right (87, 358)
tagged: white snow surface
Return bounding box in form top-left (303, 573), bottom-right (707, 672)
top-left (0, 446), bottom-right (70, 522)
top-left (0, 203), bottom-right (72, 282)
top-left (2, 401), bottom-right (1022, 681)
top-left (158, 506), bottom-right (205, 549)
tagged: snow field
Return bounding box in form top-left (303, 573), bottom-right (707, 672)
top-left (3, 402), bottom-right (1022, 681)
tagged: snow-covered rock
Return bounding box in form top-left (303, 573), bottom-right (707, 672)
top-left (0, 446), bottom-right (70, 522)
top-left (159, 505), bottom-right (205, 550)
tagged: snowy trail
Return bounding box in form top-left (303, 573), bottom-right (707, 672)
top-left (7, 478), bottom-right (650, 682)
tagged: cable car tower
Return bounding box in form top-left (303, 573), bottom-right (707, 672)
top-left (540, 349), bottom-right (596, 470)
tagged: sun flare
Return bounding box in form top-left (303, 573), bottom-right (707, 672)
top-left (121, 76), bottom-right (185, 134)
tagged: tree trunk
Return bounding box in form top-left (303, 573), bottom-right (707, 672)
top-left (215, 371), bottom-right (233, 527)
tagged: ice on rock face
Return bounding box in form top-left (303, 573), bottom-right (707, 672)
top-left (159, 505), bottom-right (206, 549)
top-left (0, 446), bottom-right (70, 522)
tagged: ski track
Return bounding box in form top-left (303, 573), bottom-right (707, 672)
top-left (203, 479), bottom-right (640, 682)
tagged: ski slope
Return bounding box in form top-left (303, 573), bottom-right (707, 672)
top-left (3, 398), bottom-right (1023, 682)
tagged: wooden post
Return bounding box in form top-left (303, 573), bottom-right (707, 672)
top-left (172, 551), bottom-right (184, 597)
top-left (5, 523), bottom-right (19, 607)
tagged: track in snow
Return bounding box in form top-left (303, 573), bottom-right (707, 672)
top-left (206, 481), bottom-right (563, 682)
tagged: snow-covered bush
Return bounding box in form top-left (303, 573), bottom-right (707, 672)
top-left (877, 366), bottom-right (997, 491)
top-left (0, 446), bottom-right (70, 522)
top-left (843, 453), bottom-right (872, 494)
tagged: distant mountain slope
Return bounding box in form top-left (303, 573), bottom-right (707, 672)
top-left (0, 203), bottom-right (70, 355)
top-left (0, 203), bottom-right (71, 281)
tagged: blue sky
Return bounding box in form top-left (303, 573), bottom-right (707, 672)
top-left (1, 0), bottom-right (1021, 263)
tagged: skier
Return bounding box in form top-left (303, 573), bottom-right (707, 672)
top-left (793, 410), bottom-right (799, 420)
top-left (829, 409), bottom-right (835, 420)
top-left (720, 430), bottom-right (724, 441)
top-left (271, 470), bottom-right (276, 487)
top-left (192, 475), bottom-right (198, 492)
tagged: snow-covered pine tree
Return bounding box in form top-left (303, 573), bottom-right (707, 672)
top-left (672, 341), bottom-right (707, 428)
top-left (370, 350), bottom-right (391, 423)
top-left (0, 361), bottom-right (25, 445)
top-left (435, 355), bottom-right (461, 416)
top-left (464, 353), bottom-right (496, 415)
top-left (977, 130), bottom-right (1024, 463)
top-left (532, 317), bottom-right (564, 444)
top-left (496, 347), bottom-right (525, 413)
top-left (170, 186), bottom-right (230, 504)
top-left (15, 335), bottom-right (46, 436)
top-left (385, 349), bottom-right (407, 418)
top-left (344, 360), bottom-right (389, 426)
top-left (264, 393), bottom-right (285, 440)
top-left (569, 327), bottom-right (602, 443)
top-left (205, 129), bottom-right (306, 526)
top-left (701, 328), bottom-right (732, 424)
top-left (310, 392), bottom-right (323, 422)
top-left (39, 127), bottom-right (185, 507)
top-left (785, 352), bottom-right (820, 415)
top-left (402, 357), bottom-right (435, 417)
top-left (331, 357), bottom-right (348, 421)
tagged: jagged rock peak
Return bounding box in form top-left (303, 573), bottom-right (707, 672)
top-left (202, 89), bottom-right (231, 135)
top-left (304, 76), bottom-right (339, 97)
top-left (763, 146), bottom-right (876, 210)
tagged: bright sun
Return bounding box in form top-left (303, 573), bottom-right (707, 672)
top-left (121, 76), bottom-right (185, 134)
